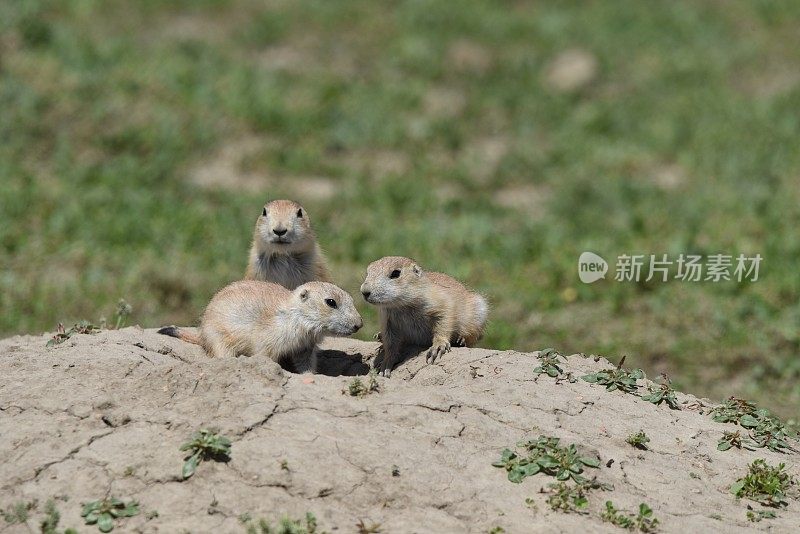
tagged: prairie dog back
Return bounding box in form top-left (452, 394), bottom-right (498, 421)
top-left (245, 199), bottom-right (332, 289)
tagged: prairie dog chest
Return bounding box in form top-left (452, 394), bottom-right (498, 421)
top-left (255, 253), bottom-right (312, 290)
top-left (384, 305), bottom-right (434, 344)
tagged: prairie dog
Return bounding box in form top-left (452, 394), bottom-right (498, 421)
top-left (360, 256), bottom-right (488, 377)
top-left (245, 199), bottom-right (332, 289)
top-left (158, 280), bottom-right (362, 373)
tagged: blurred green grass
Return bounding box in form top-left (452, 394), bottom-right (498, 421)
top-left (1, 0), bottom-right (798, 417)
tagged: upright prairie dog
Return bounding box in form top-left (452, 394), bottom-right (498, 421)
top-left (245, 199), bottom-right (332, 290)
top-left (360, 256), bottom-right (488, 377)
top-left (158, 280), bottom-right (362, 373)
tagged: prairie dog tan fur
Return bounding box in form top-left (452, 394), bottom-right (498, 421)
top-left (245, 199), bottom-right (332, 289)
top-left (158, 280), bottom-right (362, 373)
top-left (360, 256), bottom-right (488, 377)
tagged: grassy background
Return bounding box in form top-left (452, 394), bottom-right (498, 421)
top-left (1, 0), bottom-right (798, 418)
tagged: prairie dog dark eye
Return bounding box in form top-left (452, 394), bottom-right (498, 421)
top-left (296, 208), bottom-right (303, 218)
top-left (389, 269), bottom-right (401, 279)
top-left (324, 298), bottom-right (337, 309)
top-left (262, 207), bottom-right (267, 216)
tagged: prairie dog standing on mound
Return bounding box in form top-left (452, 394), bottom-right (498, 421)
top-left (245, 199), bottom-right (332, 289)
top-left (360, 256), bottom-right (488, 377)
top-left (158, 280), bottom-right (362, 373)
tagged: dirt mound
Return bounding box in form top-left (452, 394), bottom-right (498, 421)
top-left (1, 328), bottom-right (798, 533)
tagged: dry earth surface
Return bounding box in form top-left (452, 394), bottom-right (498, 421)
top-left (1, 328), bottom-right (798, 533)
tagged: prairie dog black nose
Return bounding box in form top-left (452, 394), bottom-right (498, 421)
top-left (273, 228), bottom-right (287, 236)
top-left (352, 322), bottom-right (362, 332)
top-left (361, 291), bottom-right (371, 300)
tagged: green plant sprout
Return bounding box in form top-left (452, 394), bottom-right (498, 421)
top-left (601, 501), bottom-right (659, 532)
top-left (179, 428), bottom-right (232, 479)
top-left (626, 431), bottom-right (650, 450)
top-left (730, 459), bottom-right (795, 508)
top-left (493, 435), bottom-right (600, 484)
top-left (582, 356), bottom-right (644, 394)
top-left (641, 375), bottom-right (680, 410)
top-left (47, 321), bottom-right (101, 346)
top-left (81, 498), bottom-right (139, 532)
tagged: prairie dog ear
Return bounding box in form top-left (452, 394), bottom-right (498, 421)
top-left (299, 288), bottom-right (309, 301)
top-left (411, 264), bottom-right (422, 276)
top-left (262, 207), bottom-right (268, 217)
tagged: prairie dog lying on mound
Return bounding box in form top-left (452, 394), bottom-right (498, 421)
top-left (360, 256), bottom-right (488, 377)
top-left (158, 280), bottom-right (362, 373)
top-left (245, 199), bottom-right (332, 289)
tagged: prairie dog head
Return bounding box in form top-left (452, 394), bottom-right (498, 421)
top-left (292, 282), bottom-right (363, 336)
top-left (256, 199), bottom-right (315, 254)
top-left (360, 256), bottom-right (423, 307)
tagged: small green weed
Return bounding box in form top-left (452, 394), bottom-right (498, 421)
top-left (493, 435), bottom-right (600, 484)
top-left (80, 498), bottom-right (138, 533)
top-left (243, 512), bottom-right (319, 534)
top-left (346, 370), bottom-right (380, 397)
top-left (711, 397), bottom-right (758, 424)
top-left (40, 500), bottom-right (77, 534)
top-left (582, 356), bottom-right (644, 394)
top-left (180, 429), bottom-right (232, 479)
top-left (626, 431), bottom-right (650, 450)
top-left (534, 348), bottom-right (565, 378)
top-left (47, 321), bottom-right (101, 346)
top-left (712, 397), bottom-right (798, 453)
top-left (717, 430), bottom-right (743, 451)
top-left (547, 481), bottom-right (589, 513)
top-left (355, 519), bottom-right (381, 533)
top-left (746, 508), bottom-right (777, 522)
top-left (113, 300), bottom-right (133, 329)
top-left (641, 375), bottom-right (680, 410)
top-left (730, 459), bottom-right (795, 508)
top-left (601, 502), bottom-right (659, 532)
top-left (48, 300), bottom-right (133, 346)
top-left (546, 478), bottom-right (612, 514)
top-left (1, 500), bottom-right (36, 524)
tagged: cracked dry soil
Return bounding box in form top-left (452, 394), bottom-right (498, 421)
top-left (1, 327), bottom-right (798, 533)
